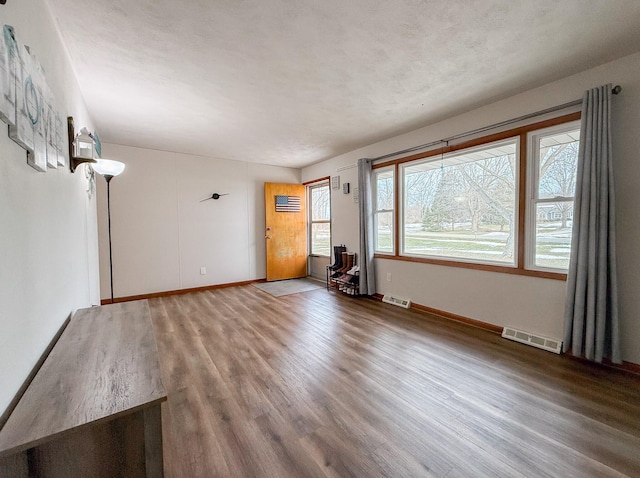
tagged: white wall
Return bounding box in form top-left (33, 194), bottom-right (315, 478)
top-left (0, 2), bottom-right (99, 415)
top-left (302, 52), bottom-right (640, 365)
top-left (96, 143), bottom-right (300, 299)
top-left (309, 255), bottom-right (330, 280)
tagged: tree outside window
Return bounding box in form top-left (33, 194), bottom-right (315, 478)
top-left (403, 139), bottom-right (518, 264)
top-left (529, 123), bottom-right (580, 270)
top-left (309, 183), bottom-right (331, 256)
top-left (372, 115), bottom-right (580, 276)
top-left (374, 168), bottom-right (394, 253)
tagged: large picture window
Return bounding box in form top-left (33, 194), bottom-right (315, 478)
top-left (372, 113), bottom-right (580, 279)
top-left (402, 139), bottom-right (517, 265)
top-left (309, 182), bottom-right (331, 256)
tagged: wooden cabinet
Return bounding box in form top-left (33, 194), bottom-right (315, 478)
top-left (0, 300), bottom-right (167, 478)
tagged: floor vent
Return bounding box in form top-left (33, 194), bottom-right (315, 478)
top-left (502, 327), bottom-right (562, 354)
top-left (382, 295), bottom-right (411, 309)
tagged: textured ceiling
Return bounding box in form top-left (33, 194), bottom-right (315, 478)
top-left (46, 0), bottom-right (640, 168)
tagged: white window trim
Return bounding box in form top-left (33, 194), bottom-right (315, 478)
top-left (308, 181), bottom-right (331, 257)
top-left (525, 120), bottom-right (580, 273)
top-left (374, 166), bottom-right (395, 255)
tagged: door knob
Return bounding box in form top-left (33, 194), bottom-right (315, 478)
top-left (265, 235), bottom-right (272, 239)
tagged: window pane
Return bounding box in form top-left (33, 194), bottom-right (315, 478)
top-left (538, 129), bottom-right (580, 199)
top-left (403, 140), bottom-right (517, 264)
top-left (534, 201), bottom-right (573, 269)
top-left (376, 170), bottom-right (394, 210)
top-left (311, 222), bottom-right (331, 256)
top-left (375, 211), bottom-right (394, 253)
top-left (311, 185), bottom-right (330, 221)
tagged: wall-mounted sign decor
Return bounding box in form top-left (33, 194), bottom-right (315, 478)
top-left (0, 24), bottom-right (67, 171)
top-left (0, 25), bottom-right (18, 126)
top-left (275, 195), bottom-right (301, 212)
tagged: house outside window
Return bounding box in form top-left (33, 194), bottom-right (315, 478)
top-left (527, 121), bottom-right (580, 271)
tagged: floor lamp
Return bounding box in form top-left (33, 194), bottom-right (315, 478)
top-left (92, 159), bottom-right (126, 303)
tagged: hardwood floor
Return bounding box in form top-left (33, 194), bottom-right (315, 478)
top-left (149, 286), bottom-right (640, 477)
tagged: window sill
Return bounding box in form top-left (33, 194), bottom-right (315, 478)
top-left (374, 254), bottom-right (567, 281)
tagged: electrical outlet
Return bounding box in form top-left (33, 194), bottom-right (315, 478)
top-left (386, 273), bottom-right (392, 282)
top-left (200, 267), bottom-right (206, 275)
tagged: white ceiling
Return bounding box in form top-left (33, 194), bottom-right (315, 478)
top-left (46, 0), bottom-right (640, 168)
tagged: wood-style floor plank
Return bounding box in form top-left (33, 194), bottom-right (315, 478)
top-left (149, 285), bottom-right (640, 478)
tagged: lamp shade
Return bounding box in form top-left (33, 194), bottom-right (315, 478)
top-left (93, 159), bottom-right (125, 177)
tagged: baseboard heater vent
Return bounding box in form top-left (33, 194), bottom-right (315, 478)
top-left (502, 327), bottom-right (562, 354)
top-left (382, 295), bottom-right (411, 309)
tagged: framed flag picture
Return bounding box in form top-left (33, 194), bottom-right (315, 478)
top-left (275, 195), bottom-right (301, 212)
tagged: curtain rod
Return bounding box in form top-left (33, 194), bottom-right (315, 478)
top-left (370, 84), bottom-right (622, 162)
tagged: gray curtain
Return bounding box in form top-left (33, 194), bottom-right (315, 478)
top-left (563, 84), bottom-right (620, 363)
top-left (358, 158), bottom-right (376, 296)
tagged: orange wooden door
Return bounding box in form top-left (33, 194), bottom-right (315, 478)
top-left (265, 182), bottom-right (307, 281)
